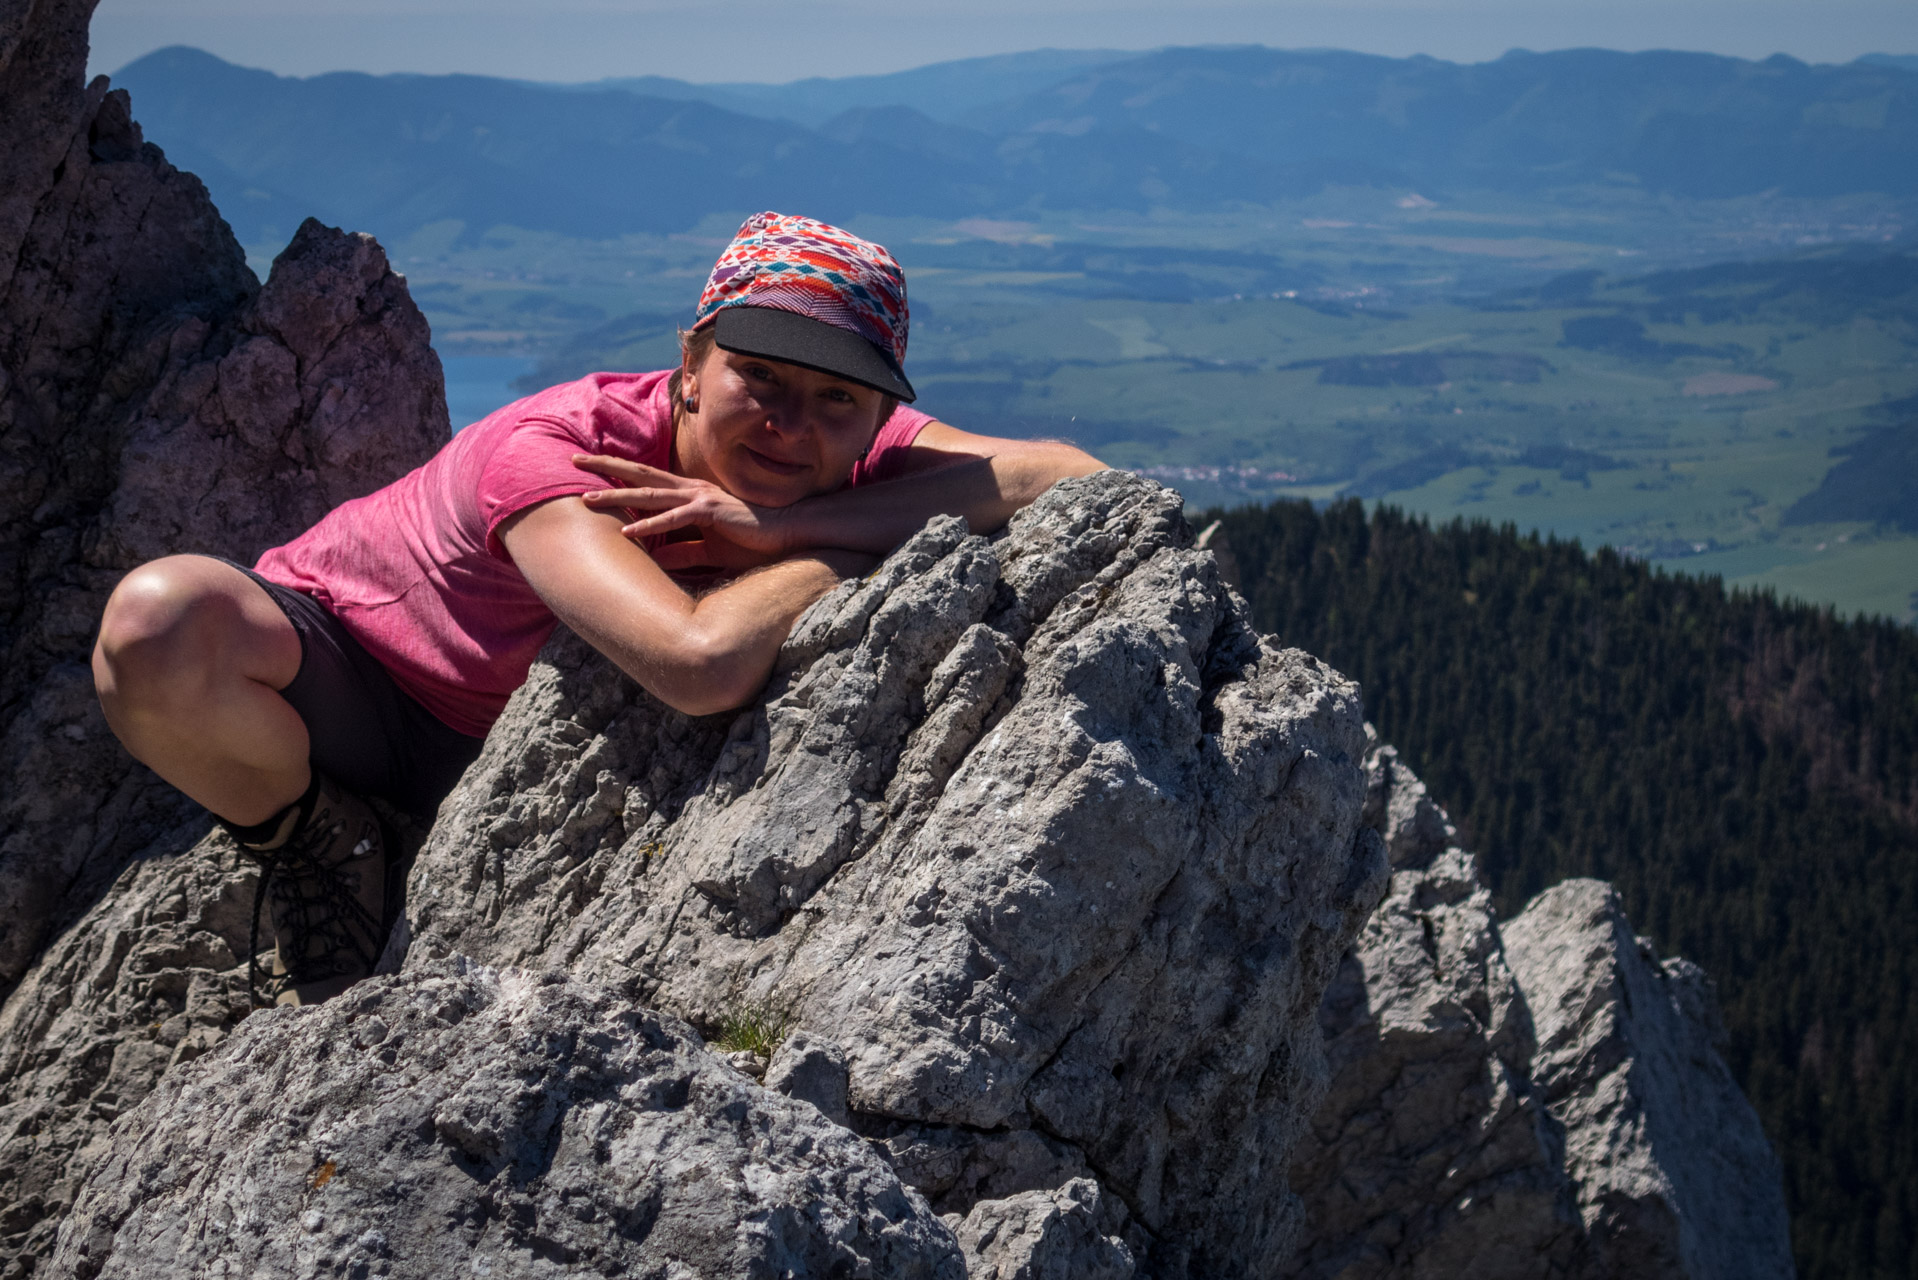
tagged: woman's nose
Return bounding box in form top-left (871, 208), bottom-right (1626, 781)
top-left (761, 392), bottom-right (813, 437)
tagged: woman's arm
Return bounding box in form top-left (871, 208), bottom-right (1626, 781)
top-left (574, 423), bottom-right (1106, 559)
top-left (498, 496), bottom-right (869, 717)
top-left (780, 424), bottom-right (1106, 553)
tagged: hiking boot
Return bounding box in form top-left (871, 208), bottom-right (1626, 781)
top-left (235, 773), bottom-right (396, 1007)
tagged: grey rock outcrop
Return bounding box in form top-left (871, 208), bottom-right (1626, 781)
top-left (0, 0), bottom-right (448, 1269)
top-left (0, 0), bottom-right (448, 997)
top-left (765, 1029), bottom-right (852, 1128)
top-left (0, 830), bottom-right (258, 1272)
top-left (397, 472), bottom-right (1390, 1276)
top-left (1503, 880), bottom-right (1793, 1279)
top-left (48, 959), bottom-right (966, 1279)
top-left (1285, 739), bottom-right (1792, 1279)
top-left (0, 6), bottom-right (1793, 1278)
top-left (5, 472), bottom-right (1387, 1279)
top-left (951, 1179), bottom-right (1136, 1280)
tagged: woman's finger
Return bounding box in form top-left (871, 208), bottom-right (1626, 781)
top-left (620, 507), bottom-right (702, 540)
top-left (582, 487), bottom-right (686, 509)
top-left (572, 454), bottom-right (683, 484)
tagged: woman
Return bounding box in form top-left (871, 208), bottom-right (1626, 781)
top-left (91, 212), bottom-right (1104, 1005)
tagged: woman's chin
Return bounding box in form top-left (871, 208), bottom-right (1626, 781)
top-left (725, 472), bottom-right (812, 509)
top-left (723, 457), bottom-right (834, 507)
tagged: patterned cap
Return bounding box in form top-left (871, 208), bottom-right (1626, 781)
top-left (693, 212), bottom-right (913, 399)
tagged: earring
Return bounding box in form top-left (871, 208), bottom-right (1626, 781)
top-left (684, 392), bottom-right (699, 413)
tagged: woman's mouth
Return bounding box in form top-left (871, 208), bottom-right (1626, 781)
top-left (744, 446), bottom-right (807, 477)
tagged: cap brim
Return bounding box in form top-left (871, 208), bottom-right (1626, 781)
top-left (712, 305), bottom-right (915, 403)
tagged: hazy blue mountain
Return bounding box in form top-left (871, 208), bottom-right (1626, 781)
top-left (966, 45), bottom-right (1918, 198)
top-left (112, 44), bottom-right (1918, 248)
top-left (113, 47), bottom-right (1000, 243)
top-left (112, 46), bottom-right (1312, 245)
top-left (1858, 54), bottom-right (1918, 74)
top-left (579, 48), bottom-right (1135, 127)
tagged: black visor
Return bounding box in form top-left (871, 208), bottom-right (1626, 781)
top-left (712, 305), bottom-right (915, 403)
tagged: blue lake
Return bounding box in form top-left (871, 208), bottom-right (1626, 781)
top-left (442, 354), bottom-right (538, 433)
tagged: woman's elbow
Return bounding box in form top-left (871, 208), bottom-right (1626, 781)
top-left (646, 636), bottom-right (768, 717)
top-left (659, 680), bottom-right (763, 719)
top-left (1019, 442), bottom-right (1108, 496)
top-left (1059, 445), bottom-right (1108, 479)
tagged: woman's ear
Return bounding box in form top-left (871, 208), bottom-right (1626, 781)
top-left (680, 360), bottom-right (701, 415)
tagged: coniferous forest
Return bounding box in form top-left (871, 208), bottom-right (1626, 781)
top-left (1216, 498), bottom-right (1917, 1280)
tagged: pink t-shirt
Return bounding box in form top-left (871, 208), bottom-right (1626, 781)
top-left (256, 370), bottom-right (932, 737)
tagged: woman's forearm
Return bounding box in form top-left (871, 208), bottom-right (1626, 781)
top-left (595, 558), bottom-right (848, 715)
top-left (502, 497), bottom-right (866, 716)
top-left (777, 438), bottom-right (1105, 554)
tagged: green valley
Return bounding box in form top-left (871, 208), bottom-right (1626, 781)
top-left (371, 208), bottom-right (1918, 622)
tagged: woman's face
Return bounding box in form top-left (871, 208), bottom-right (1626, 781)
top-left (675, 345), bottom-right (889, 508)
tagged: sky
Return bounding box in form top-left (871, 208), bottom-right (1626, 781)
top-left (91, 0), bottom-right (1918, 84)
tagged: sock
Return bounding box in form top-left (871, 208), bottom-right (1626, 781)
top-left (222, 770), bottom-right (322, 851)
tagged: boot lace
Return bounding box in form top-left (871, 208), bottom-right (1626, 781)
top-left (245, 817), bottom-right (383, 1008)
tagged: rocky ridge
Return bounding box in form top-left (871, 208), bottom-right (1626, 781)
top-left (51, 959), bottom-right (968, 1279)
top-left (391, 474), bottom-right (1390, 1277)
top-left (1283, 740), bottom-right (1793, 1278)
top-left (0, 1), bottom-right (1793, 1275)
top-left (9, 474), bottom-right (1391, 1279)
top-left (0, 0), bottom-right (446, 1268)
top-left (0, 0), bottom-right (449, 999)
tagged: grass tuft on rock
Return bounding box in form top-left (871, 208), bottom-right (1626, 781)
top-left (713, 1002), bottom-right (793, 1058)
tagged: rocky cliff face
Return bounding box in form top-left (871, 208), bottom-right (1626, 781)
top-left (4, 477), bottom-right (1391, 1280)
top-left (51, 959), bottom-right (969, 1279)
top-left (0, 0), bottom-right (448, 1000)
top-left (0, 2), bottom-right (1793, 1277)
top-left (392, 476), bottom-right (1389, 1276)
top-left (0, 0), bottom-right (446, 1268)
top-left (1284, 740), bottom-right (1794, 1279)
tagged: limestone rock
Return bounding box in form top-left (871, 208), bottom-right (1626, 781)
top-left (1287, 736), bottom-right (1583, 1278)
top-left (45, 959), bottom-right (967, 1279)
top-left (1287, 858), bottom-right (1581, 1277)
top-left (1358, 739), bottom-right (1457, 870)
top-left (0, 832), bottom-right (258, 1273)
top-left (0, 2), bottom-right (448, 1269)
top-left (868, 1122), bottom-right (1093, 1220)
top-left (0, 9), bottom-right (1792, 1279)
top-left (1502, 880), bottom-right (1793, 1279)
top-left (765, 1030), bottom-right (851, 1127)
top-left (1285, 739), bottom-right (1791, 1280)
top-left (401, 471), bottom-right (1390, 1276)
top-left (0, 0), bottom-right (448, 996)
top-left (951, 1179), bottom-right (1136, 1280)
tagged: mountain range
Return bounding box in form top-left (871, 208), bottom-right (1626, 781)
top-left (114, 44), bottom-right (1918, 247)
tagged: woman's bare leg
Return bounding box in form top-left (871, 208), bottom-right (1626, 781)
top-left (92, 556), bottom-right (310, 826)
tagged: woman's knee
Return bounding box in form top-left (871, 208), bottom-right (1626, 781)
top-left (94, 558), bottom-right (249, 704)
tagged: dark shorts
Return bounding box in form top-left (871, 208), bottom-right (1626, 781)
top-left (219, 559), bottom-right (486, 816)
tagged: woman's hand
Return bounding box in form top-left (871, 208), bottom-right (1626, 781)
top-left (574, 454), bottom-right (793, 554)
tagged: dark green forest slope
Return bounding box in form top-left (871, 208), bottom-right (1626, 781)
top-left (1217, 499), bottom-right (1917, 1280)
